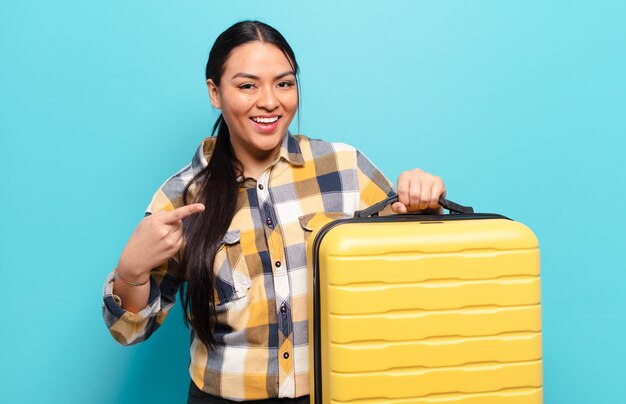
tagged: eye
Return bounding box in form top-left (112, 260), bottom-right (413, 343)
top-left (238, 83), bottom-right (256, 90)
top-left (277, 81), bottom-right (295, 89)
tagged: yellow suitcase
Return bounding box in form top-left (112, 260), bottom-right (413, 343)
top-left (307, 197), bottom-right (542, 404)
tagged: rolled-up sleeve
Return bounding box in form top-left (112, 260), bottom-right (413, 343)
top-left (102, 258), bottom-right (180, 346)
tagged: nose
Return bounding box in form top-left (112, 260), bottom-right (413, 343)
top-left (256, 85), bottom-right (278, 111)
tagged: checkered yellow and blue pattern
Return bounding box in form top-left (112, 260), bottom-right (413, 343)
top-left (102, 134), bottom-right (394, 400)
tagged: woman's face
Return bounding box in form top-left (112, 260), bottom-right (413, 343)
top-left (207, 41), bottom-right (298, 169)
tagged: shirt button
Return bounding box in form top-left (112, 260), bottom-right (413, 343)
top-left (266, 217), bottom-right (273, 226)
top-left (283, 352), bottom-right (290, 359)
top-left (258, 184), bottom-right (264, 190)
top-left (275, 261), bottom-right (282, 268)
top-left (280, 304), bottom-right (287, 314)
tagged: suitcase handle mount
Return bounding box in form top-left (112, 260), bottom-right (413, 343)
top-left (354, 195), bottom-right (474, 218)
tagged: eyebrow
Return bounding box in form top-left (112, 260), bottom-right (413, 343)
top-left (231, 71), bottom-right (295, 80)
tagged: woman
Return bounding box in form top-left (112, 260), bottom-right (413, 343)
top-left (103, 20), bottom-right (446, 403)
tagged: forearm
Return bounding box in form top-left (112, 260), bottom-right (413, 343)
top-left (112, 269), bottom-right (151, 313)
top-left (103, 266), bottom-right (169, 346)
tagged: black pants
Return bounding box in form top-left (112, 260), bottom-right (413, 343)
top-left (187, 381), bottom-right (310, 404)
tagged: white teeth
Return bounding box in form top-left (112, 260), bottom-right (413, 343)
top-left (252, 116), bottom-right (278, 124)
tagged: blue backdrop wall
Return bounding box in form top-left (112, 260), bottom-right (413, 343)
top-left (1, 1), bottom-right (624, 403)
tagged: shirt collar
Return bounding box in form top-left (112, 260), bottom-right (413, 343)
top-left (277, 133), bottom-right (305, 167)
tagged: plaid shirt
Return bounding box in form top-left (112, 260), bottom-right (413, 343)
top-left (102, 134), bottom-right (394, 401)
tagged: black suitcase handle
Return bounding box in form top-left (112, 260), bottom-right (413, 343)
top-left (354, 195), bottom-right (474, 218)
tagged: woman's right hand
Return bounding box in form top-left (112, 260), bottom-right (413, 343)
top-left (116, 203), bottom-right (205, 283)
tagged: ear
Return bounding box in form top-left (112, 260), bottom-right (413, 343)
top-left (207, 79), bottom-right (221, 109)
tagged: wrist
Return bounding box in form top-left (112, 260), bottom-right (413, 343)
top-left (115, 267), bottom-right (150, 287)
top-left (117, 254), bottom-right (150, 276)
top-left (115, 260), bottom-right (151, 285)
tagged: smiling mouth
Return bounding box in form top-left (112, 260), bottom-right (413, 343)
top-left (251, 116), bottom-right (280, 124)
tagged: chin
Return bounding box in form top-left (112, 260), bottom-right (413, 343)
top-left (256, 132), bottom-right (286, 149)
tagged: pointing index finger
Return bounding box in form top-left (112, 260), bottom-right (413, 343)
top-left (162, 203), bottom-right (205, 223)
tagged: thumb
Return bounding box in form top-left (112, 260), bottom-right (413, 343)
top-left (391, 202), bottom-right (407, 214)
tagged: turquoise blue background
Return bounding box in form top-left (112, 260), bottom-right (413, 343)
top-left (1, 0), bottom-right (624, 402)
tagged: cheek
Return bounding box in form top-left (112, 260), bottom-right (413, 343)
top-left (282, 92), bottom-right (299, 112)
top-left (222, 96), bottom-right (253, 120)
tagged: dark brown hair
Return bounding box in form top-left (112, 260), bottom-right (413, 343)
top-left (179, 21), bottom-right (299, 348)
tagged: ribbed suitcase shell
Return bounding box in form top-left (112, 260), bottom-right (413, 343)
top-left (307, 214), bottom-right (542, 404)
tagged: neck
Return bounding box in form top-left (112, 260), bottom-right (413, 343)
top-left (237, 147), bottom-right (281, 180)
top-left (230, 134), bottom-right (285, 180)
